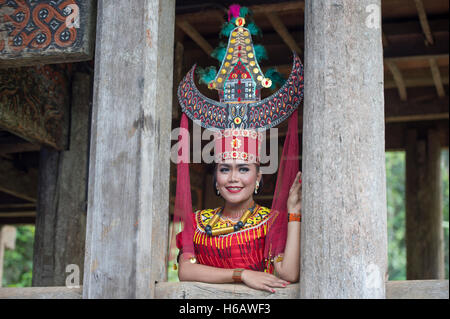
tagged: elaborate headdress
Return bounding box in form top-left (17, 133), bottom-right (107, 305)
top-left (173, 4), bottom-right (304, 265)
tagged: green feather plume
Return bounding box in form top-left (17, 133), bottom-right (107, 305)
top-left (220, 22), bottom-right (235, 38)
top-left (247, 22), bottom-right (262, 37)
top-left (211, 42), bottom-right (227, 62)
top-left (265, 68), bottom-right (286, 89)
top-left (239, 7), bottom-right (250, 18)
top-left (253, 44), bottom-right (268, 62)
top-left (196, 66), bottom-right (217, 85)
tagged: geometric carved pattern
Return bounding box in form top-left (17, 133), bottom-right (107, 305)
top-left (0, 0), bottom-right (95, 67)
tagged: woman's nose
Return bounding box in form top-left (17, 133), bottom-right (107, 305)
top-left (229, 168), bottom-right (239, 182)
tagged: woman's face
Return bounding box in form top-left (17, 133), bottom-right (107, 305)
top-left (216, 159), bottom-right (261, 205)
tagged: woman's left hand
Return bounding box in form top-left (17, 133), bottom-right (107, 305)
top-left (287, 171), bottom-right (302, 214)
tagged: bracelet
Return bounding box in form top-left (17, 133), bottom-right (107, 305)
top-left (232, 268), bottom-right (245, 283)
top-left (288, 212), bottom-right (301, 222)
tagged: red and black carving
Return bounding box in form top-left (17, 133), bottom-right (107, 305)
top-left (0, 0), bottom-right (81, 52)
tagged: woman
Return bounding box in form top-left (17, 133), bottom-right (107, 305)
top-left (177, 160), bottom-right (302, 293)
top-left (174, 4), bottom-right (304, 294)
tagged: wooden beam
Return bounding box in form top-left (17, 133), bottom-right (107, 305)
top-left (413, 0), bottom-right (434, 45)
top-left (386, 60), bottom-right (408, 101)
top-left (177, 1), bottom-right (305, 21)
top-left (384, 68), bottom-right (449, 90)
top-left (381, 31), bottom-right (389, 48)
top-left (176, 19), bottom-right (213, 55)
top-left (0, 159), bottom-right (37, 202)
top-left (0, 286), bottom-right (82, 299)
top-left (0, 65), bottom-right (70, 150)
top-left (429, 58), bottom-right (446, 98)
top-left (83, 0), bottom-right (174, 299)
top-left (0, 212), bottom-right (35, 218)
top-left (384, 86), bottom-right (449, 123)
top-left (386, 280), bottom-right (449, 299)
top-left (0, 280), bottom-right (448, 299)
top-left (0, 0), bottom-right (96, 68)
top-left (251, 1), bottom-right (305, 14)
top-left (0, 143), bottom-right (40, 155)
top-left (302, 0), bottom-right (387, 298)
top-left (0, 203), bottom-right (35, 210)
top-left (266, 12), bottom-right (302, 54)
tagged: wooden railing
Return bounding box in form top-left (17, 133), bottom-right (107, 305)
top-left (0, 280), bottom-right (447, 299)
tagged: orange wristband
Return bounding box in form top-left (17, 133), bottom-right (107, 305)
top-left (288, 212), bottom-right (301, 222)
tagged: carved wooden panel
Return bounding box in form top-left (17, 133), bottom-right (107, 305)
top-left (0, 0), bottom-right (96, 68)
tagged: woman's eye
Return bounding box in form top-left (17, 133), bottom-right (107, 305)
top-left (239, 167), bottom-right (250, 173)
top-left (219, 167), bottom-right (229, 173)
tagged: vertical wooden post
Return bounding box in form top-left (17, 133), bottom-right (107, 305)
top-left (83, 0), bottom-right (175, 298)
top-left (301, 0), bottom-right (387, 298)
top-left (406, 129), bottom-right (444, 279)
top-left (32, 72), bottom-right (91, 286)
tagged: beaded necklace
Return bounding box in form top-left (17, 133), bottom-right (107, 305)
top-left (205, 203), bottom-right (257, 236)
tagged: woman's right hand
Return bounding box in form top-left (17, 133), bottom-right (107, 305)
top-left (241, 269), bottom-right (290, 293)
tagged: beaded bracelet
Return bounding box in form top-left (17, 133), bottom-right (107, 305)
top-left (288, 212), bottom-right (301, 222)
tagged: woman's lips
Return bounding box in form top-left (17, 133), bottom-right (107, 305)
top-left (225, 187), bottom-right (243, 193)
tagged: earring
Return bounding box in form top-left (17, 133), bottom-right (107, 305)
top-left (216, 183), bottom-right (220, 196)
top-left (254, 181), bottom-right (259, 195)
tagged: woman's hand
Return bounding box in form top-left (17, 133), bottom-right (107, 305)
top-left (241, 269), bottom-right (290, 293)
top-left (287, 171), bottom-right (302, 214)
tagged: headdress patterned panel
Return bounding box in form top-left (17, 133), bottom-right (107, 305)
top-left (178, 52), bottom-right (304, 131)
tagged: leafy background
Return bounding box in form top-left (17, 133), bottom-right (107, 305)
top-left (2, 150), bottom-right (449, 286)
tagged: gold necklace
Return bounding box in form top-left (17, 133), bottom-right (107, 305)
top-left (205, 204), bottom-right (257, 236)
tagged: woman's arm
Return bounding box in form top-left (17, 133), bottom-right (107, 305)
top-left (274, 171), bottom-right (302, 282)
top-left (178, 254), bottom-right (289, 293)
top-left (178, 254), bottom-right (234, 283)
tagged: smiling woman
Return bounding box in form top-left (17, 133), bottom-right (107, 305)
top-left (172, 4), bottom-right (304, 294)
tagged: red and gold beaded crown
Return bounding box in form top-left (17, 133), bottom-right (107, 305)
top-left (177, 4), bottom-right (304, 163)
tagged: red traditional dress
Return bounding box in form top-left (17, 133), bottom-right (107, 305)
top-left (177, 204), bottom-right (276, 273)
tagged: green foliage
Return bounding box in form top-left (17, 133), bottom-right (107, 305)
top-left (2, 225), bottom-right (34, 287)
top-left (385, 152), bottom-right (407, 280)
top-left (386, 150), bottom-right (449, 280)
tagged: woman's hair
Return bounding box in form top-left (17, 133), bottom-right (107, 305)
top-left (212, 162), bottom-right (263, 196)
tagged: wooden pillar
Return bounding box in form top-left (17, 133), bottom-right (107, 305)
top-left (406, 128), bottom-right (444, 279)
top-left (32, 72), bottom-right (91, 286)
top-left (82, 0), bottom-right (175, 298)
top-left (301, 0), bottom-right (387, 298)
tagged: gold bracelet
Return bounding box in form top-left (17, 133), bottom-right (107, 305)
top-left (232, 268), bottom-right (245, 283)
